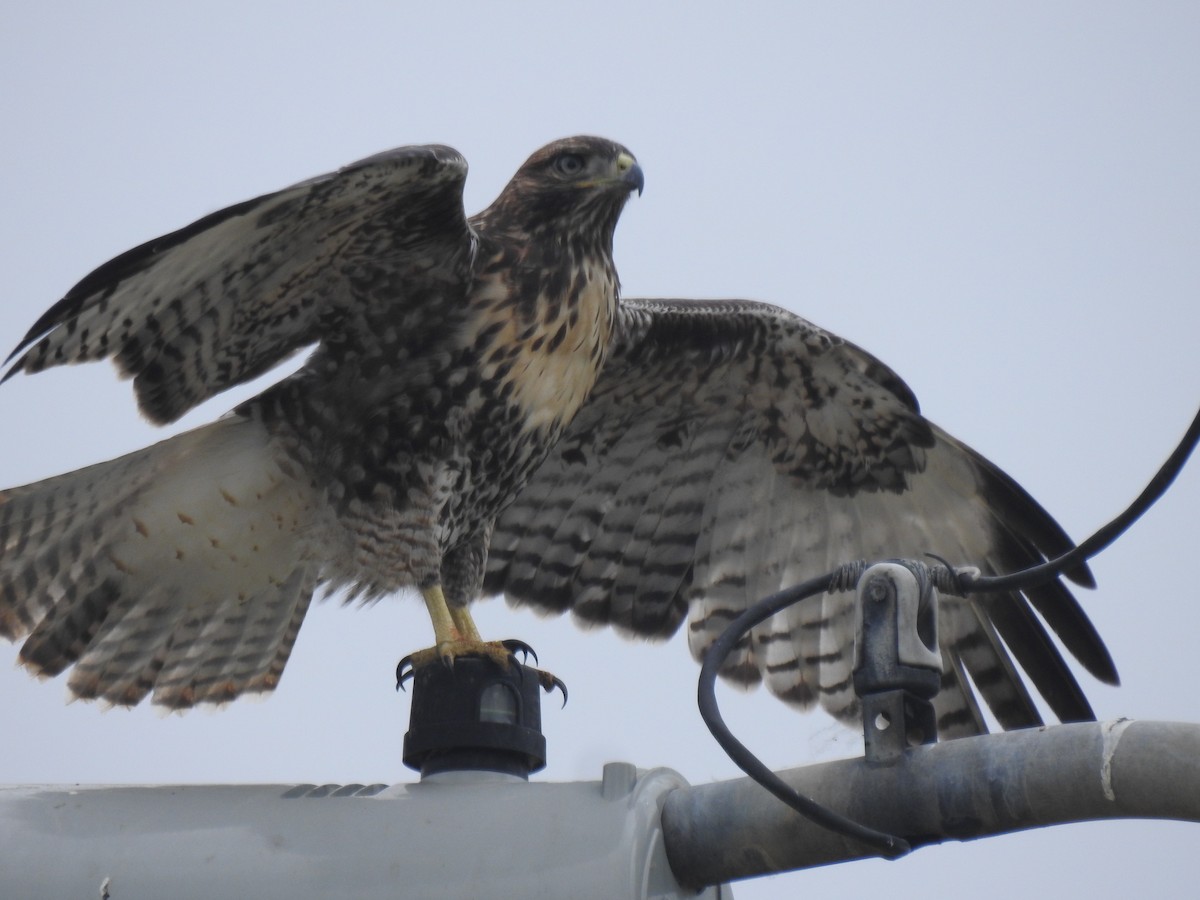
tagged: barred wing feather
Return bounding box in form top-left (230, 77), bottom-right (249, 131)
top-left (3, 145), bottom-right (472, 424)
top-left (486, 298), bottom-right (1118, 737)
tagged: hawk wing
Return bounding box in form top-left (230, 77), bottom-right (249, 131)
top-left (485, 299), bottom-right (1119, 737)
top-left (3, 145), bottom-right (471, 424)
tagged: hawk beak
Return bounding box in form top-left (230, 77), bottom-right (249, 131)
top-left (616, 153), bottom-right (645, 196)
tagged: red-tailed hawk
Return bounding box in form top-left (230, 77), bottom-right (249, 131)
top-left (0, 138), bottom-right (1116, 736)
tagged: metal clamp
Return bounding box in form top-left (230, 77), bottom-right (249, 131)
top-left (853, 562), bottom-right (943, 761)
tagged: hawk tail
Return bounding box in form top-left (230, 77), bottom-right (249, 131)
top-left (0, 415), bottom-right (319, 708)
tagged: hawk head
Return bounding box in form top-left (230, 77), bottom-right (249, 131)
top-left (479, 136), bottom-right (644, 241)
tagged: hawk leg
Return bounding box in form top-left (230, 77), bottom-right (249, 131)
top-left (396, 587), bottom-right (565, 702)
top-left (407, 584), bottom-right (516, 669)
top-left (396, 590), bottom-right (565, 702)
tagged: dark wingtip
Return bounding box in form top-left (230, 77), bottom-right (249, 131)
top-left (6, 286), bottom-right (96, 366)
top-left (1065, 563), bottom-right (1098, 589)
top-left (0, 358), bottom-right (23, 386)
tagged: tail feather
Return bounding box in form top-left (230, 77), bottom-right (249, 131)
top-left (0, 415), bottom-right (322, 708)
top-left (19, 581), bottom-right (120, 678)
top-left (66, 585), bottom-right (181, 705)
top-left (151, 567), bottom-right (316, 708)
top-left (0, 455), bottom-right (155, 641)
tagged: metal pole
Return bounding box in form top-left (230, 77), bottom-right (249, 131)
top-left (661, 719), bottom-right (1200, 887)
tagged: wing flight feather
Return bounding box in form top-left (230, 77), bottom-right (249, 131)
top-left (4, 146), bottom-right (472, 424)
top-left (487, 298), bottom-right (1118, 736)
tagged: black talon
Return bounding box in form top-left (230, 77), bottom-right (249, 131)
top-left (539, 671), bottom-right (568, 708)
top-left (500, 639), bottom-right (538, 665)
top-left (395, 655), bottom-right (415, 691)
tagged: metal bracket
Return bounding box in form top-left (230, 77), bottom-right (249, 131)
top-left (853, 561), bottom-right (943, 761)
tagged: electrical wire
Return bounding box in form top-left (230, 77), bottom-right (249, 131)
top-left (964, 406), bottom-right (1200, 594)
top-left (697, 570), bottom-right (912, 858)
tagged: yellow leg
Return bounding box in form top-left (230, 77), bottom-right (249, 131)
top-left (421, 584), bottom-right (457, 646)
top-left (449, 604), bottom-right (482, 642)
top-left (413, 585), bottom-right (509, 668)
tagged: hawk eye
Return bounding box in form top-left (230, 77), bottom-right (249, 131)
top-left (553, 153), bottom-right (585, 176)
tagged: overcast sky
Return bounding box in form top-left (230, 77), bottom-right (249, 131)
top-left (2, 3), bottom-right (1198, 898)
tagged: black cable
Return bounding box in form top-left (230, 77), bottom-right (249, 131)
top-left (697, 404), bottom-right (1200, 859)
top-left (964, 406), bottom-right (1200, 593)
top-left (697, 570), bottom-right (912, 858)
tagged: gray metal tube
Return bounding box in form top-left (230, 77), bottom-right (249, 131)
top-left (0, 766), bottom-right (721, 900)
top-left (661, 719), bottom-right (1200, 887)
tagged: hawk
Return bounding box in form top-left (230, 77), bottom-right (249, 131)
top-left (0, 138), bottom-right (1116, 737)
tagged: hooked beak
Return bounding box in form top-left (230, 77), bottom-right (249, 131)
top-left (615, 152), bottom-right (645, 196)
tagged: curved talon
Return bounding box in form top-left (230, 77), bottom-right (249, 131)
top-left (539, 671), bottom-right (568, 707)
top-left (395, 655), bottom-right (416, 691)
top-left (500, 639), bottom-right (538, 665)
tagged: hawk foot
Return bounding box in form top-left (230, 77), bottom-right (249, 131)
top-left (395, 640), bottom-right (566, 705)
top-left (396, 638), bottom-right (528, 689)
top-left (497, 648), bottom-right (567, 706)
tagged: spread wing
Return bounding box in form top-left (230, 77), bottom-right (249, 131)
top-left (485, 299), bottom-right (1119, 737)
top-left (3, 145), bottom-right (472, 424)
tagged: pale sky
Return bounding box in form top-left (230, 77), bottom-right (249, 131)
top-left (2, 3), bottom-right (1198, 898)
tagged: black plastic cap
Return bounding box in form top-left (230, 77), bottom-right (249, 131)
top-left (403, 657), bottom-right (547, 779)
